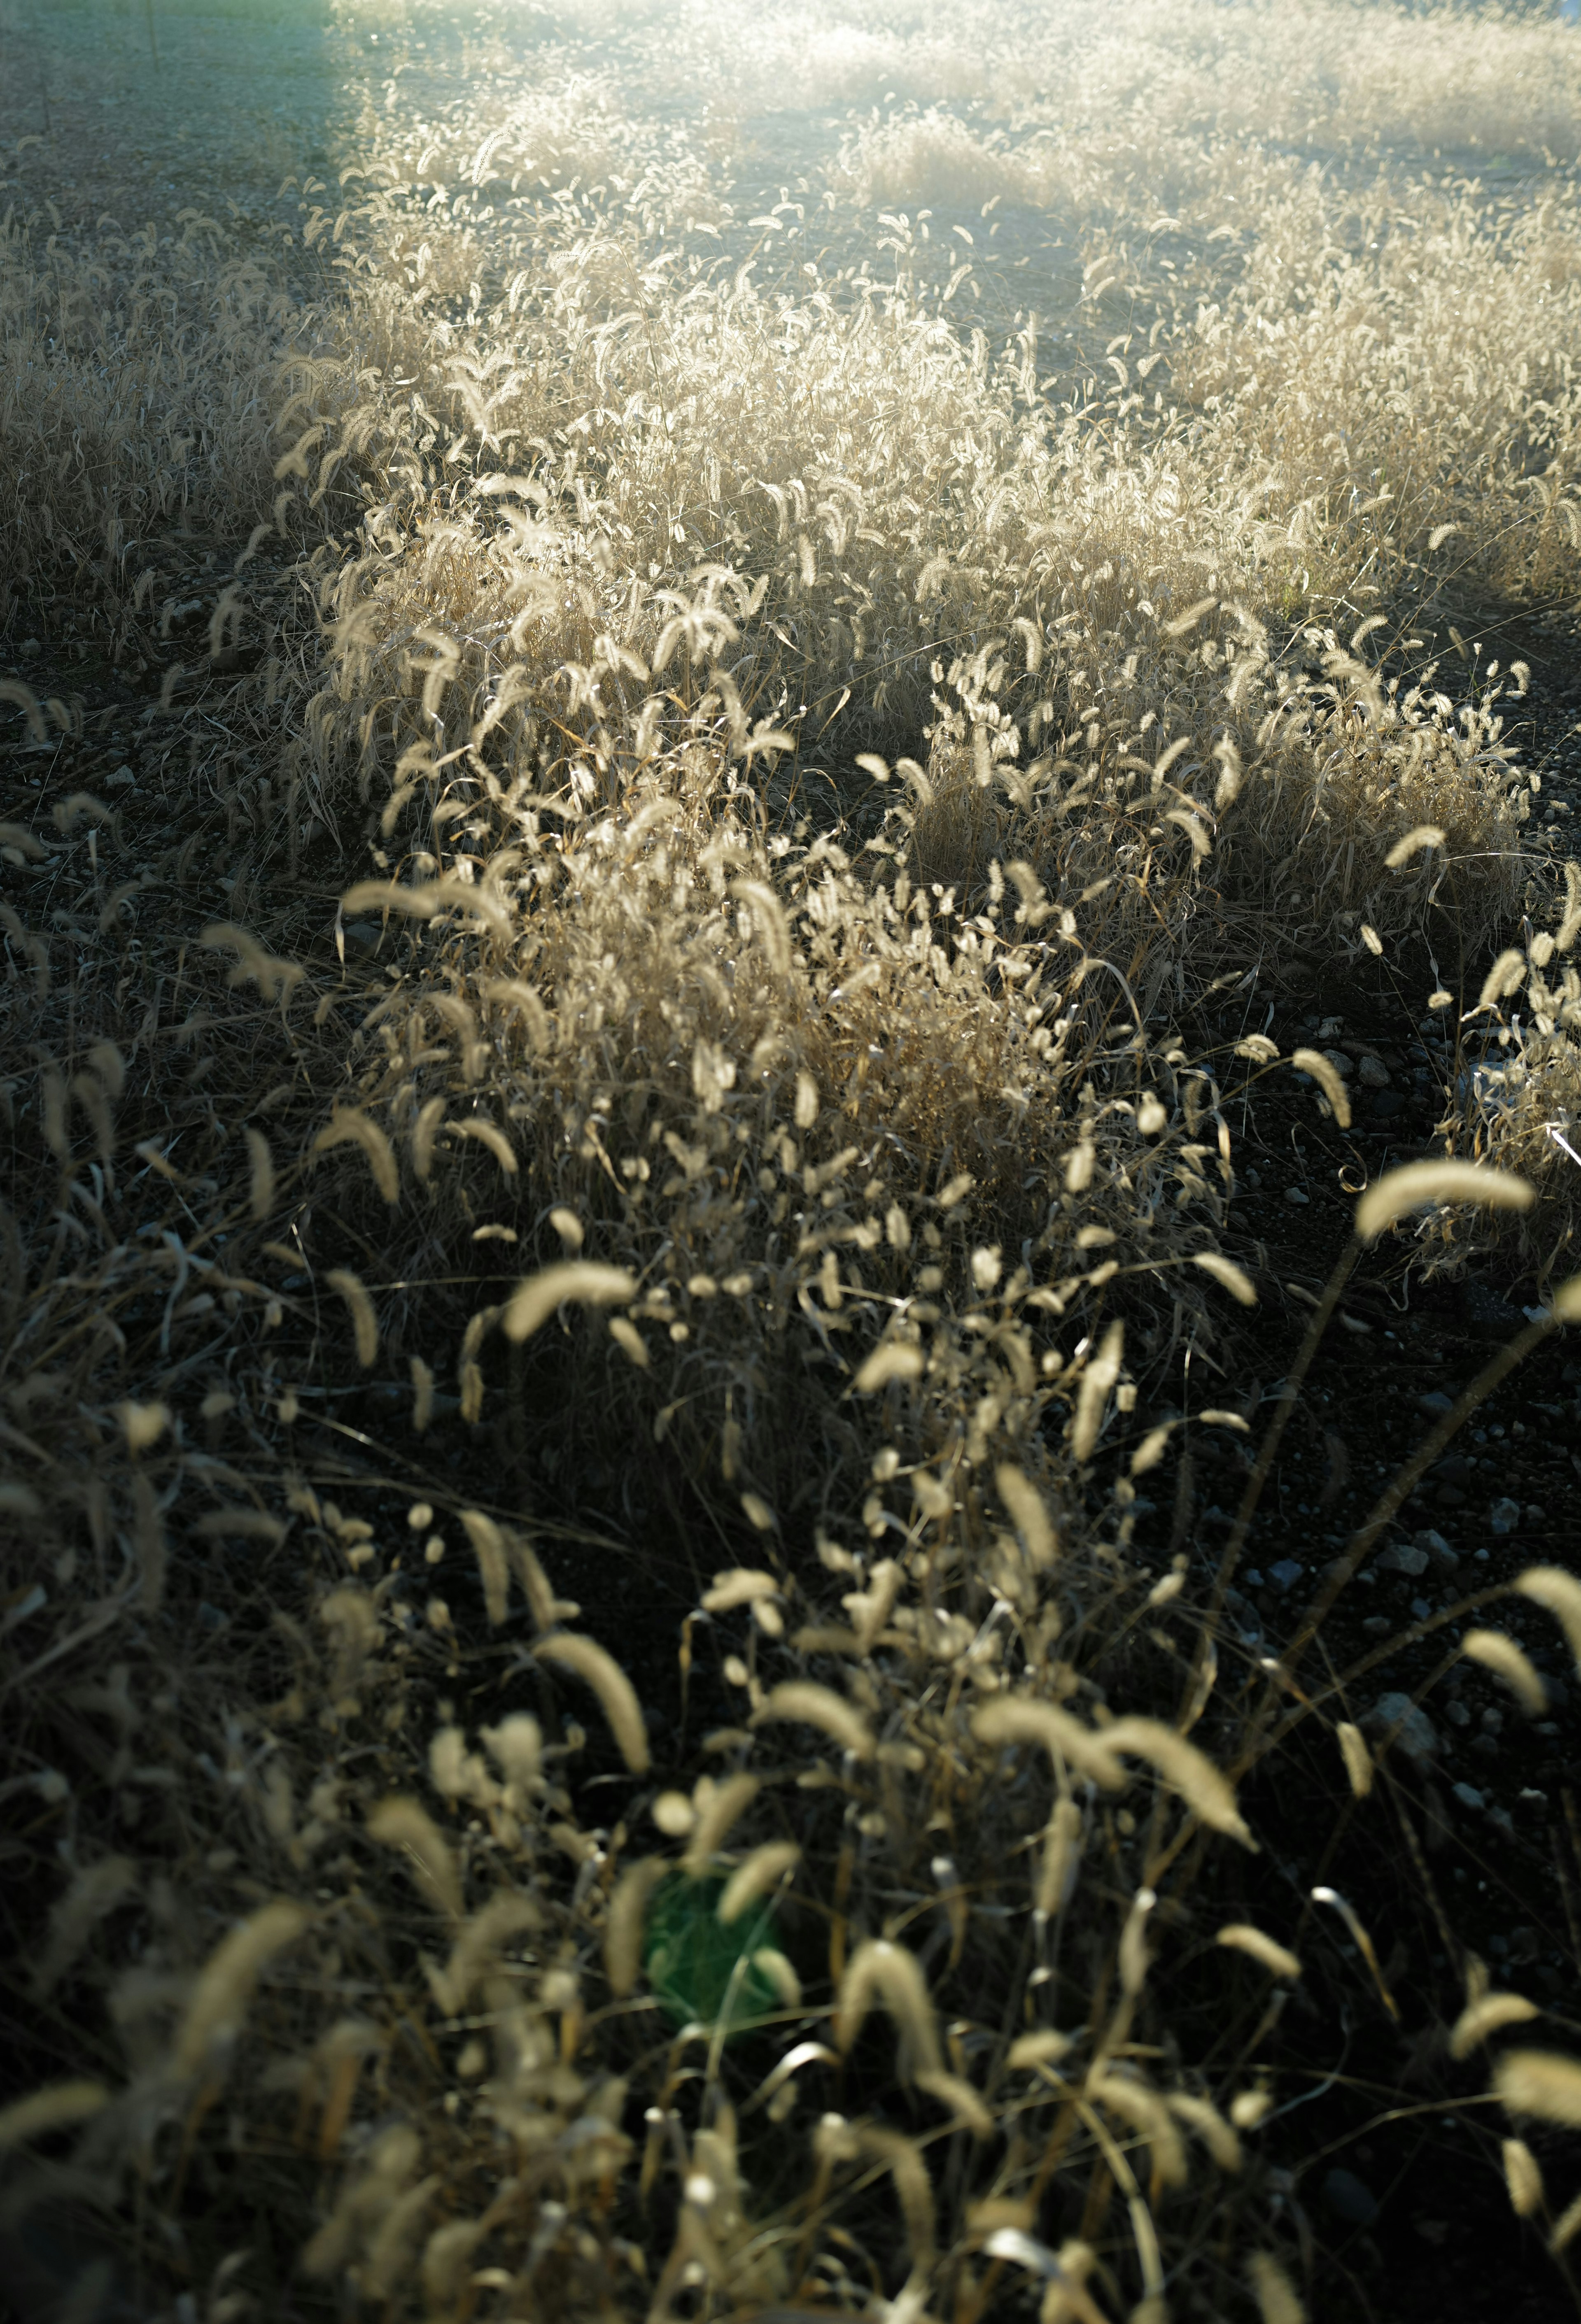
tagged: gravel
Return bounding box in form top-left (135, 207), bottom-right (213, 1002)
top-left (1369, 1693), bottom-right (1439, 1762)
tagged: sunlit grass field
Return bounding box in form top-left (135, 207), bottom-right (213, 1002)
top-left (6, 4), bottom-right (1581, 2318)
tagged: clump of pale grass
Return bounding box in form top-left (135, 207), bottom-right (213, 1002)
top-left (12, 3), bottom-right (1581, 2316)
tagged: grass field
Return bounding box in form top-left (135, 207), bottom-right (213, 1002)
top-left (7, 5), bottom-right (1581, 2320)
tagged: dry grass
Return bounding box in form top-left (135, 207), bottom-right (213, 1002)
top-left (5, 2), bottom-right (1581, 2317)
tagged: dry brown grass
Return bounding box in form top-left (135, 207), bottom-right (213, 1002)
top-left (6, 3), bottom-right (1581, 2317)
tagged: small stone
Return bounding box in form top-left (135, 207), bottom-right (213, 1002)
top-left (1323, 2168), bottom-right (1380, 2228)
top-left (1417, 1392), bottom-right (1455, 1419)
top-left (1369, 1693), bottom-right (1438, 1762)
top-left (1269, 1558), bottom-right (1304, 1590)
top-left (1453, 1781), bottom-right (1485, 1811)
top-left (1489, 1497), bottom-right (1521, 1536)
top-left (1285, 1185), bottom-right (1311, 1206)
top-left (1414, 1528), bottom-right (1458, 1570)
top-left (1358, 1054), bottom-right (1390, 1088)
top-left (1371, 1090), bottom-right (1406, 1120)
top-left (1377, 1541), bottom-right (1429, 1577)
top-left (1317, 1017), bottom-right (1345, 1043)
top-left (1411, 1597), bottom-right (1434, 1622)
top-left (1322, 1048), bottom-right (1353, 1077)
top-left (1526, 1504), bottom-right (1547, 1523)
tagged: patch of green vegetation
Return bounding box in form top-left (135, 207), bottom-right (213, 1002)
top-left (643, 1874), bottom-right (784, 2037)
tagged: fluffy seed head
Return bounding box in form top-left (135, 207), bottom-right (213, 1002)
top-left (173, 1900), bottom-right (310, 2079)
top-left (682, 1772), bottom-right (760, 1876)
top-left (460, 1509), bottom-right (511, 1625)
top-left (1008, 2028), bottom-right (1074, 2072)
top-left (326, 1269), bottom-right (379, 1366)
top-left (1336, 1722), bottom-right (1374, 1798)
top-left (1036, 1795), bottom-right (1086, 1919)
top-left (853, 1339), bottom-right (926, 1392)
top-left (1476, 948), bottom-right (1528, 1013)
top-left (1503, 2138), bottom-right (1545, 2219)
top-left (1451, 1991), bottom-right (1541, 2059)
top-left (1495, 2049), bottom-right (1581, 2126)
top-left (245, 1126), bottom-right (275, 1220)
top-left (536, 1632), bottom-right (650, 1772)
top-left (917, 2068), bottom-right (994, 2138)
top-left (835, 1939), bottom-right (942, 2079)
top-left (604, 1858), bottom-right (669, 1998)
top-left (1461, 1630), bottom-right (1546, 1716)
top-left (503, 1262), bottom-right (637, 1341)
top-left (1513, 1566), bottom-right (1581, 1672)
top-left (718, 1841), bottom-right (800, 1924)
top-left (1101, 1716), bottom-right (1255, 1846)
top-left (0, 2081), bottom-right (110, 2151)
top-left (1168, 2090), bottom-right (1242, 2172)
top-left (1085, 2071), bottom-right (1187, 2187)
top-left (1217, 1924), bottom-right (1302, 1980)
top-left (453, 1116), bottom-right (518, 1175)
top-left (1555, 2187), bottom-right (1581, 2256)
top-left (314, 1106), bottom-right (399, 1204)
top-left (117, 1400), bottom-right (170, 1453)
top-left (1290, 1048), bottom-right (1351, 1129)
top-left (1194, 1252), bottom-right (1257, 1304)
top-left (1384, 825), bottom-right (1445, 868)
top-left (367, 1798), bottom-right (463, 1920)
top-left (972, 1697), bottom-right (1124, 1792)
top-left (702, 1568), bottom-right (779, 1614)
top-left (995, 1462), bottom-right (1058, 1567)
top-left (1355, 1161), bottom-right (1534, 1244)
top-left (480, 1714), bottom-right (541, 1796)
top-left (753, 1681), bottom-right (874, 1761)
top-left (1247, 2252), bottom-right (1306, 2324)
top-left (1071, 1320), bottom-right (1124, 1463)
top-left (1119, 1886), bottom-right (1156, 1995)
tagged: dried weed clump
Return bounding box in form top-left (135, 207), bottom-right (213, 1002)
top-left (8, 2), bottom-right (1581, 2317)
top-left (0, 209), bottom-right (300, 627)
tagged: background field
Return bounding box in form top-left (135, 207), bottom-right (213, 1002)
top-left (7, 5), bottom-right (1581, 2322)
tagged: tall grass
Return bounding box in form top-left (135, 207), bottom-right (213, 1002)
top-left (5, 2), bottom-right (1581, 2317)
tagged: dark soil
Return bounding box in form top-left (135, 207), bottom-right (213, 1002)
top-left (7, 14), bottom-right (1581, 2324)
